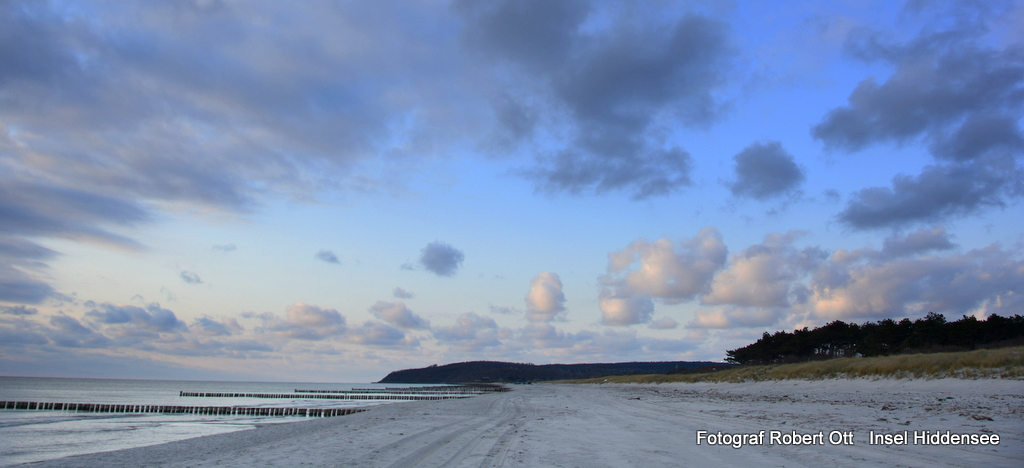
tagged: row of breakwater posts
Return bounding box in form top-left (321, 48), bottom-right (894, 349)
top-left (179, 392), bottom-right (474, 401)
top-left (0, 385), bottom-right (510, 418)
top-left (0, 401), bottom-right (366, 418)
top-left (293, 385), bottom-right (510, 395)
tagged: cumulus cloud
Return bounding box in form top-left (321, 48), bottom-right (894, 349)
top-left (1, 302), bottom-right (285, 361)
top-left (598, 228), bottom-right (728, 326)
top-left (368, 300), bottom-right (430, 330)
top-left (315, 249), bottom-right (340, 264)
top-left (180, 270), bottom-right (203, 284)
top-left (838, 161), bottom-right (1014, 229)
top-left (807, 244), bottom-right (1024, 321)
top-left (880, 226), bottom-right (956, 258)
top-left (519, 322), bottom-right (574, 349)
top-left (457, 1), bottom-right (733, 199)
top-left (813, 5), bottom-right (1024, 228)
top-left (727, 141), bottom-right (804, 200)
top-left (929, 113), bottom-right (1024, 162)
top-left (49, 314), bottom-right (93, 336)
top-left (512, 325), bottom-right (696, 358)
top-left (688, 307), bottom-right (785, 329)
top-left (433, 312), bottom-right (510, 350)
top-left (268, 302), bottom-right (346, 341)
top-left (419, 241), bottom-right (465, 277)
top-left (392, 287), bottom-right (414, 299)
top-left (525, 271), bottom-right (566, 322)
top-left (632, 228), bottom-right (1024, 331)
top-left (47, 314), bottom-right (113, 348)
top-left (455, 0), bottom-right (588, 70)
top-left (192, 317), bottom-right (243, 336)
top-left (604, 228), bottom-right (727, 302)
top-left (701, 232), bottom-right (825, 308)
top-left (813, 7), bottom-right (1024, 152)
top-left (86, 303), bottom-right (187, 333)
top-left (347, 321), bottom-right (413, 347)
top-left (599, 289), bottom-right (654, 326)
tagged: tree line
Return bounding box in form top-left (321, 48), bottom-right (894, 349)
top-left (725, 313), bottom-right (1024, 365)
top-left (380, 360), bottom-right (724, 383)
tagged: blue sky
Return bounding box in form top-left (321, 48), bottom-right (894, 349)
top-left (2, 0), bottom-right (1023, 382)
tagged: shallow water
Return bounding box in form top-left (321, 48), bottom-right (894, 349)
top-left (0, 377), bottom-right (423, 466)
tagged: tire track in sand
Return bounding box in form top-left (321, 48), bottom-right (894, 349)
top-left (390, 395), bottom-right (533, 468)
top-left (346, 392), bottom-right (531, 468)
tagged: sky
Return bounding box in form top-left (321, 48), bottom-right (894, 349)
top-left (2, 0), bottom-right (1023, 383)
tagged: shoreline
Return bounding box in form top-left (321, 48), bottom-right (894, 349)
top-left (17, 378), bottom-right (1023, 467)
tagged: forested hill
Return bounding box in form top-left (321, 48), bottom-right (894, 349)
top-left (378, 361), bottom-right (725, 383)
top-left (726, 313), bottom-right (1024, 365)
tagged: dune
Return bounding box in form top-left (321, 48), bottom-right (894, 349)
top-left (20, 378), bottom-right (1022, 467)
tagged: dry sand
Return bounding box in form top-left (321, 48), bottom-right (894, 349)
top-left (20, 378), bottom-right (1023, 467)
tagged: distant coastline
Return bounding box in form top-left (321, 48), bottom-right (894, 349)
top-left (378, 360), bottom-right (729, 383)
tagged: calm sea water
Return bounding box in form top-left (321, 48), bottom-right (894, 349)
top-left (0, 377), bottom-right (422, 467)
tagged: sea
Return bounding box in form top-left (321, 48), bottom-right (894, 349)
top-left (0, 376), bottom-right (425, 467)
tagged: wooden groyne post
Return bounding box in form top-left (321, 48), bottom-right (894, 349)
top-left (0, 401), bottom-right (367, 418)
top-left (178, 392), bottom-right (475, 401)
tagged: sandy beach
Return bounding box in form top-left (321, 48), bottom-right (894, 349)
top-left (20, 378), bottom-right (1023, 467)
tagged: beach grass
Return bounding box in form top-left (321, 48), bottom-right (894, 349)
top-left (555, 346), bottom-right (1024, 384)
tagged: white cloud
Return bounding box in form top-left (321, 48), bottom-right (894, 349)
top-left (433, 312), bottom-right (510, 351)
top-left (346, 321), bottom-right (415, 347)
top-left (525, 271), bottom-right (566, 322)
top-left (807, 244), bottom-right (1024, 321)
top-left (688, 307), bottom-right (785, 329)
top-left (85, 303), bottom-right (187, 333)
top-left (268, 302), bottom-right (346, 341)
top-left (368, 300), bottom-right (430, 330)
top-left (599, 288), bottom-right (654, 326)
top-left (701, 232), bottom-right (824, 308)
top-left (192, 317), bottom-right (243, 336)
top-left (605, 228), bottom-right (727, 302)
top-left (880, 226), bottom-right (956, 258)
top-left (519, 323), bottom-right (573, 349)
top-left (598, 228), bottom-right (727, 326)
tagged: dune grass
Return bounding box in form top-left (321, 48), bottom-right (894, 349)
top-left (555, 346), bottom-right (1024, 384)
